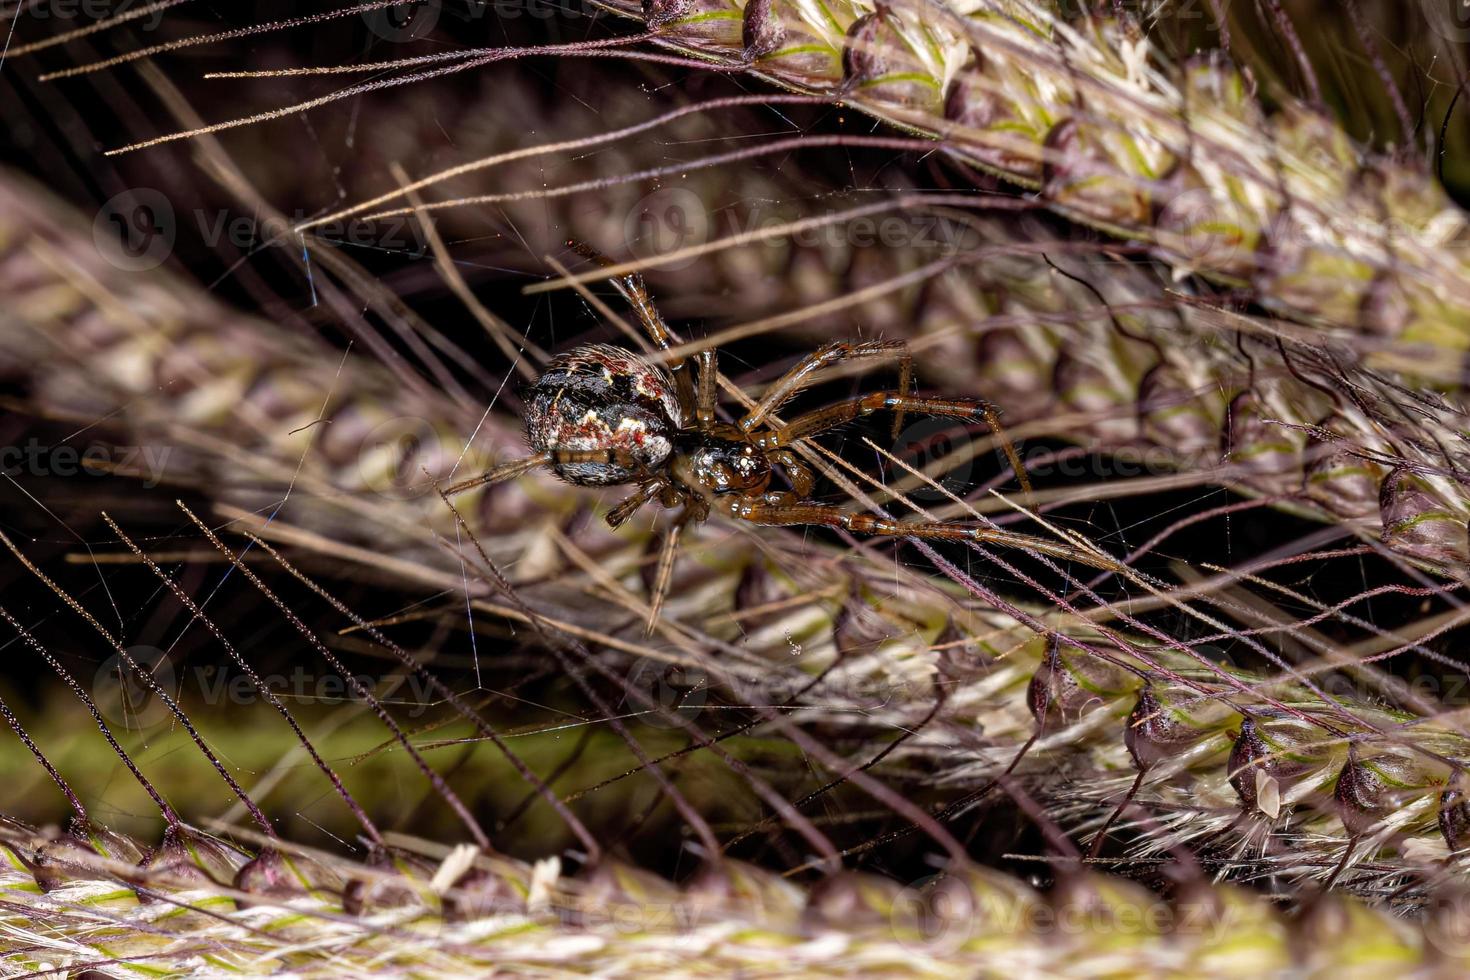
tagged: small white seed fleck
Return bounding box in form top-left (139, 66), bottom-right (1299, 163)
top-left (1255, 769), bottom-right (1281, 819)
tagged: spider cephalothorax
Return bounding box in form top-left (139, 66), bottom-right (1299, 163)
top-left (452, 248), bottom-right (1115, 629)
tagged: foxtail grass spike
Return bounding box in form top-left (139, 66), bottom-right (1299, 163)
top-left (577, 0), bottom-right (1470, 354)
top-left (2, 818), bottom-right (1466, 977)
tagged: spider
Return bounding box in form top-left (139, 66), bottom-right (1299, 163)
top-left (447, 249), bottom-right (1116, 628)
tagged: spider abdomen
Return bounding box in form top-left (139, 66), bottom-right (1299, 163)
top-left (524, 344), bottom-right (681, 486)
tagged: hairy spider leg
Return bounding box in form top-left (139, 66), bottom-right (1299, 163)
top-left (605, 477), bottom-right (704, 630)
top-left (606, 478), bottom-right (671, 529)
top-left (444, 448), bottom-right (635, 497)
top-left (758, 390), bottom-right (1033, 499)
top-left (739, 340), bottom-right (913, 439)
top-left (719, 495), bottom-right (1117, 570)
top-left (693, 348), bottom-right (718, 429)
top-left (568, 240), bottom-right (698, 425)
top-left (600, 473), bottom-right (698, 632)
top-left (645, 512), bottom-right (692, 633)
top-left (768, 448), bottom-right (815, 497)
top-left (444, 451), bottom-right (554, 496)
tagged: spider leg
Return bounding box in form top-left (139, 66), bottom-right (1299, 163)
top-left (720, 494), bottom-right (1115, 570)
top-left (768, 448), bottom-right (815, 498)
top-left (759, 390), bottom-right (1033, 499)
top-left (568, 240), bottom-right (697, 425)
top-left (445, 449), bottom-right (634, 497)
top-left (443, 452), bottom-right (554, 496)
top-left (693, 348), bottom-right (719, 429)
top-left (606, 478), bottom-right (669, 529)
top-left (739, 340), bottom-right (912, 438)
top-left (644, 512), bottom-right (690, 633)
